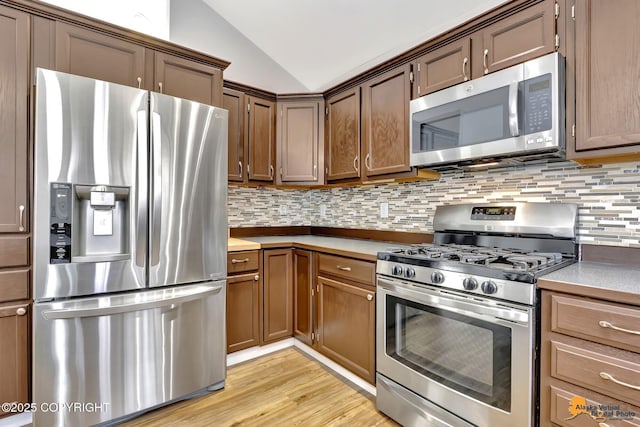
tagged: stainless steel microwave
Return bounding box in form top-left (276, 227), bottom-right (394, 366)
top-left (410, 52), bottom-right (565, 169)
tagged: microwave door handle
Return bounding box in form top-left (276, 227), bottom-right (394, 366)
top-left (508, 81), bottom-right (519, 137)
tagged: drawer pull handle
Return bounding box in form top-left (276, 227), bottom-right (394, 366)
top-left (336, 266), bottom-right (351, 271)
top-left (231, 258), bottom-right (249, 264)
top-left (599, 372), bottom-right (640, 391)
top-left (16, 307), bottom-right (26, 316)
top-left (598, 320), bottom-right (640, 335)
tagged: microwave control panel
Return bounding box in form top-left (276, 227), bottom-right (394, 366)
top-left (50, 182), bottom-right (72, 263)
top-left (523, 73), bottom-right (552, 135)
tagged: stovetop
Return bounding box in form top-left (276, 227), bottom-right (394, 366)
top-left (377, 243), bottom-right (576, 283)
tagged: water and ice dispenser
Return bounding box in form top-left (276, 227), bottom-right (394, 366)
top-left (50, 183), bottom-right (130, 263)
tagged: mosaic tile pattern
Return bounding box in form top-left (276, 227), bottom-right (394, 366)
top-left (228, 160), bottom-right (640, 247)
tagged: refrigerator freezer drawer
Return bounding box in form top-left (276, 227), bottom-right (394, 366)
top-left (32, 281), bottom-right (226, 427)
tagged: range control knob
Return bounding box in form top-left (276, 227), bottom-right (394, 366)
top-left (404, 268), bottom-right (416, 279)
top-left (463, 277), bottom-right (478, 290)
top-left (392, 265), bottom-right (404, 276)
top-left (430, 271), bottom-right (445, 284)
top-left (481, 280), bottom-right (498, 295)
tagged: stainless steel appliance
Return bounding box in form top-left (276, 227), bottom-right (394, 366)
top-left (376, 202), bottom-right (578, 427)
top-left (410, 53), bottom-right (565, 169)
top-left (32, 69), bottom-right (228, 427)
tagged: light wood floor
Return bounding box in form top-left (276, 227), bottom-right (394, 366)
top-left (121, 348), bottom-right (399, 427)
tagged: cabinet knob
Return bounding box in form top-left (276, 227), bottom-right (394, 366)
top-left (16, 307), bottom-right (26, 316)
top-left (254, 275), bottom-right (259, 281)
top-left (367, 294), bottom-right (373, 301)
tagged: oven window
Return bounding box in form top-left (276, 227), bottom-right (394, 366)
top-left (385, 295), bottom-right (512, 412)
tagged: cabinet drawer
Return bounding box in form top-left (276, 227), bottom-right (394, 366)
top-left (551, 340), bottom-right (640, 407)
top-left (0, 236), bottom-right (29, 268)
top-left (227, 251), bottom-right (259, 274)
top-left (551, 294), bottom-right (640, 353)
top-left (548, 383), bottom-right (640, 427)
top-left (317, 253), bottom-right (375, 285)
top-left (0, 269), bottom-right (29, 303)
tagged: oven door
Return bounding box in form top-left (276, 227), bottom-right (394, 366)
top-left (376, 275), bottom-right (535, 427)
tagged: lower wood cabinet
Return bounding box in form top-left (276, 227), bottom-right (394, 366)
top-left (0, 303), bottom-right (29, 417)
top-left (293, 249), bottom-right (313, 345)
top-left (262, 249), bottom-right (293, 344)
top-left (315, 275), bottom-right (376, 384)
top-left (226, 250), bottom-right (261, 353)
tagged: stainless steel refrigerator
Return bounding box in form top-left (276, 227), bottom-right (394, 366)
top-left (32, 68), bottom-right (228, 427)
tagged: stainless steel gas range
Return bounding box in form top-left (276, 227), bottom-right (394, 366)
top-left (375, 202), bottom-right (578, 427)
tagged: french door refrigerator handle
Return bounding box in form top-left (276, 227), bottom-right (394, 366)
top-left (135, 110), bottom-right (148, 268)
top-left (151, 111), bottom-right (162, 266)
top-left (508, 81), bottom-right (519, 137)
top-left (41, 283), bottom-right (224, 319)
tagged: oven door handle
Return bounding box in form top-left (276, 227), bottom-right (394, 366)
top-left (377, 277), bottom-right (531, 325)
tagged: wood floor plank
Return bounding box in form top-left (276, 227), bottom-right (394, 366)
top-left (121, 348), bottom-right (398, 427)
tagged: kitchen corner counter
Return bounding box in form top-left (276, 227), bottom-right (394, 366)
top-left (538, 262), bottom-right (640, 305)
top-left (232, 235), bottom-right (400, 262)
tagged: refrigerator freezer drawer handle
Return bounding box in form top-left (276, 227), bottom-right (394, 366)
top-left (41, 284), bottom-right (223, 320)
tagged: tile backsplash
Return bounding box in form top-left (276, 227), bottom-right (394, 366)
top-left (229, 160), bottom-right (640, 247)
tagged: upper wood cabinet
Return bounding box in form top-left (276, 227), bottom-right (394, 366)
top-left (55, 22), bottom-right (146, 88)
top-left (414, 38), bottom-right (470, 98)
top-left (472, 0), bottom-right (555, 78)
top-left (0, 6), bottom-right (28, 234)
top-left (153, 52), bottom-right (223, 107)
top-left (224, 87), bottom-right (247, 182)
top-left (248, 97), bottom-right (276, 182)
top-left (325, 87), bottom-right (361, 182)
top-left (276, 99), bottom-right (324, 185)
top-left (569, 0), bottom-right (640, 159)
top-left (361, 63), bottom-right (412, 178)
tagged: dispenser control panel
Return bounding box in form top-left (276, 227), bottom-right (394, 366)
top-left (50, 183), bottom-right (72, 263)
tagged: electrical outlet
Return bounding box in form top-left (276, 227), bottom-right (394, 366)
top-left (320, 204), bottom-right (327, 218)
top-left (380, 202), bottom-right (389, 218)
top-left (279, 205), bottom-right (288, 215)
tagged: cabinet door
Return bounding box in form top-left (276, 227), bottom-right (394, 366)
top-left (262, 249), bottom-right (293, 343)
top-left (55, 22), bottom-right (146, 88)
top-left (0, 303), bottom-right (29, 415)
top-left (226, 272), bottom-right (260, 353)
top-left (278, 101), bottom-right (320, 183)
top-left (154, 52), bottom-right (223, 107)
top-left (415, 38), bottom-right (471, 97)
top-left (0, 6), bottom-right (28, 233)
top-left (574, 0), bottom-right (640, 152)
top-left (293, 249), bottom-right (313, 345)
top-left (316, 276), bottom-right (375, 383)
top-left (326, 87), bottom-right (361, 181)
top-left (224, 88), bottom-right (247, 182)
top-left (476, 0), bottom-right (555, 77)
top-left (361, 64), bottom-right (412, 178)
top-left (248, 97), bottom-right (276, 182)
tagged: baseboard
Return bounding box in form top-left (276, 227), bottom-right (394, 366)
top-left (226, 338), bottom-right (295, 367)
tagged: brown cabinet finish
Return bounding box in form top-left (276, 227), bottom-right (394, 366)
top-left (293, 249), bottom-right (313, 345)
top-left (224, 88), bottom-right (246, 182)
top-left (248, 97), bottom-right (276, 182)
top-left (226, 250), bottom-right (260, 275)
top-left (415, 38), bottom-right (471, 97)
top-left (226, 272), bottom-right (261, 353)
top-left (0, 269), bottom-right (29, 304)
top-left (317, 252), bottom-right (375, 285)
top-left (571, 0), bottom-right (640, 155)
top-left (472, 0), bottom-right (555, 78)
top-left (0, 236), bottom-right (28, 268)
top-left (540, 290), bottom-right (640, 426)
top-left (262, 249), bottom-right (293, 343)
top-left (0, 5), bottom-right (28, 234)
top-left (316, 276), bottom-right (375, 383)
top-left (154, 52), bottom-right (223, 107)
top-left (361, 63), bottom-right (412, 178)
top-left (325, 87), bottom-right (361, 181)
top-left (55, 22), bottom-right (146, 88)
top-left (0, 303), bottom-right (29, 415)
top-left (278, 101), bottom-right (321, 183)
